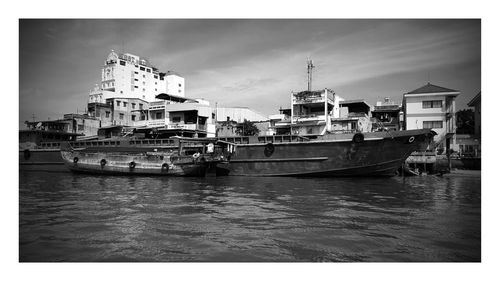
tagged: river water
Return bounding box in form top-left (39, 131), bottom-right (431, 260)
top-left (19, 169), bottom-right (481, 262)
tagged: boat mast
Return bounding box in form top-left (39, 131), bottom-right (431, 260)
top-left (307, 59), bottom-right (314, 91)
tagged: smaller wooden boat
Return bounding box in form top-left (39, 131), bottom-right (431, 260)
top-left (60, 138), bottom-right (230, 177)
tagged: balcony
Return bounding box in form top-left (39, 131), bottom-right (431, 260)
top-left (293, 114), bottom-right (326, 123)
top-left (147, 119), bottom-right (166, 127)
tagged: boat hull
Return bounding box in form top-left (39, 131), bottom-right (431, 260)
top-left (216, 129), bottom-right (432, 177)
top-left (61, 150), bottom-right (211, 177)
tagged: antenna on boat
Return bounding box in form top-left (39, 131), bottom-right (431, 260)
top-left (307, 59), bottom-right (315, 91)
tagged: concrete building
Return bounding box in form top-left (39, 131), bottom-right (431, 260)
top-left (88, 97), bottom-right (148, 127)
top-left (290, 89), bottom-right (344, 135)
top-left (457, 91), bottom-right (481, 158)
top-left (372, 97), bottom-right (403, 131)
top-left (467, 92), bottom-right (481, 138)
top-left (133, 93), bottom-right (217, 137)
top-left (333, 100), bottom-right (372, 133)
top-left (23, 114), bottom-right (100, 141)
top-left (87, 50), bottom-right (185, 104)
top-left (403, 83), bottom-right (460, 153)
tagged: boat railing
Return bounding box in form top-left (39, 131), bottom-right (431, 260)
top-left (38, 142), bottom-right (62, 149)
top-left (217, 134), bottom-right (312, 144)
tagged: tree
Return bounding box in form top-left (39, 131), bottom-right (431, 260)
top-left (456, 109), bottom-right (475, 134)
top-left (235, 119), bottom-right (260, 136)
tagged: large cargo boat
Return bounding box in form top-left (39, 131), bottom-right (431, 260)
top-left (216, 129), bottom-right (433, 176)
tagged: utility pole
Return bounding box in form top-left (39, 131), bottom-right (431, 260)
top-left (307, 59), bottom-right (315, 91)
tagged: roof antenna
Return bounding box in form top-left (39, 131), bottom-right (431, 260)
top-left (427, 72), bottom-right (431, 85)
top-left (307, 59), bottom-right (315, 91)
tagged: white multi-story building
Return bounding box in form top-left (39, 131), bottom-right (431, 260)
top-left (88, 50), bottom-right (185, 104)
top-left (403, 83), bottom-right (460, 152)
top-left (290, 89), bottom-right (344, 135)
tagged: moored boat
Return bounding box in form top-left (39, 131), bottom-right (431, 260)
top-left (216, 129), bottom-right (434, 177)
top-left (60, 138), bottom-right (229, 177)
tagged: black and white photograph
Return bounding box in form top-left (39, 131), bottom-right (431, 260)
top-left (7, 0), bottom-right (498, 279)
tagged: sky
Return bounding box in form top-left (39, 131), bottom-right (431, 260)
top-left (19, 19), bottom-right (480, 127)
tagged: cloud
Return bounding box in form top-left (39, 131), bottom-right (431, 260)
top-left (19, 19), bottom-right (480, 126)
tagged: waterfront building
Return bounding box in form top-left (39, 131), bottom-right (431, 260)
top-left (403, 83), bottom-right (460, 153)
top-left (21, 113), bottom-right (101, 146)
top-left (291, 89), bottom-right (344, 135)
top-left (268, 108), bottom-right (292, 135)
top-left (88, 97), bottom-right (148, 127)
top-left (467, 92), bottom-right (481, 138)
top-left (333, 100), bottom-right (372, 133)
top-left (372, 97), bottom-right (403, 131)
top-left (132, 93), bottom-right (217, 138)
top-left (455, 91), bottom-right (481, 158)
top-left (87, 50), bottom-right (184, 104)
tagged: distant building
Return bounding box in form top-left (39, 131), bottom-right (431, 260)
top-left (22, 114), bottom-right (100, 143)
top-left (403, 83), bottom-right (460, 153)
top-left (372, 97), bottom-right (403, 131)
top-left (88, 97), bottom-right (148, 127)
top-left (334, 100), bottom-right (372, 133)
top-left (133, 93), bottom-right (217, 138)
top-left (268, 108), bottom-right (292, 135)
top-left (87, 50), bottom-right (185, 104)
top-left (467, 92), bottom-right (481, 138)
top-left (290, 89), bottom-right (344, 135)
top-left (455, 91), bottom-right (481, 158)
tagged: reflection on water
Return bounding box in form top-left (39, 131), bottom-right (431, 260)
top-left (19, 170), bottom-right (480, 262)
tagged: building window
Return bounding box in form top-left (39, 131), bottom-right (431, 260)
top-left (123, 102), bottom-right (128, 107)
top-left (134, 71), bottom-right (139, 74)
top-left (423, 121), bottom-right (443, 129)
top-left (119, 113), bottom-right (124, 120)
top-left (139, 103), bottom-right (143, 109)
top-left (132, 103), bottom-right (136, 109)
top-left (147, 69), bottom-right (151, 73)
top-left (134, 86), bottom-right (138, 88)
top-left (154, 75), bottom-right (158, 79)
top-left (120, 90), bottom-right (123, 94)
top-left (155, 88), bottom-right (157, 91)
top-left (142, 81), bottom-right (145, 85)
top-left (131, 115), bottom-right (136, 121)
top-left (134, 78), bottom-right (138, 81)
top-left (119, 60), bottom-right (126, 66)
top-left (422, 100), bottom-right (442, 108)
top-left (143, 88), bottom-right (146, 92)
top-left (116, 101), bottom-right (121, 106)
top-left (143, 75), bottom-right (146, 78)
top-left (178, 83), bottom-right (182, 87)
top-left (172, 116), bottom-right (181, 123)
top-left (140, 67), bottom-right (145, 71)
top-left (155, 82), bottom-right (157, 85)
top-left (77, 124), bottom-right (84, 131)
top-left (105, 111), bottom-right (110, 118)
top-left (155, 112), bottom-right (162, 119)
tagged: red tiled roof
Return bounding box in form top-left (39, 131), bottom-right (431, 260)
top-left (406, 83), bottom-right (458, 95)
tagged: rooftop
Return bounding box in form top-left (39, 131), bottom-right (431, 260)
top-left (155, 93), bottom-right (198, 103)
top-left (406, 83), bottom-right (459, 95)
top-left (467, 92), bottom-right (481, 107)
